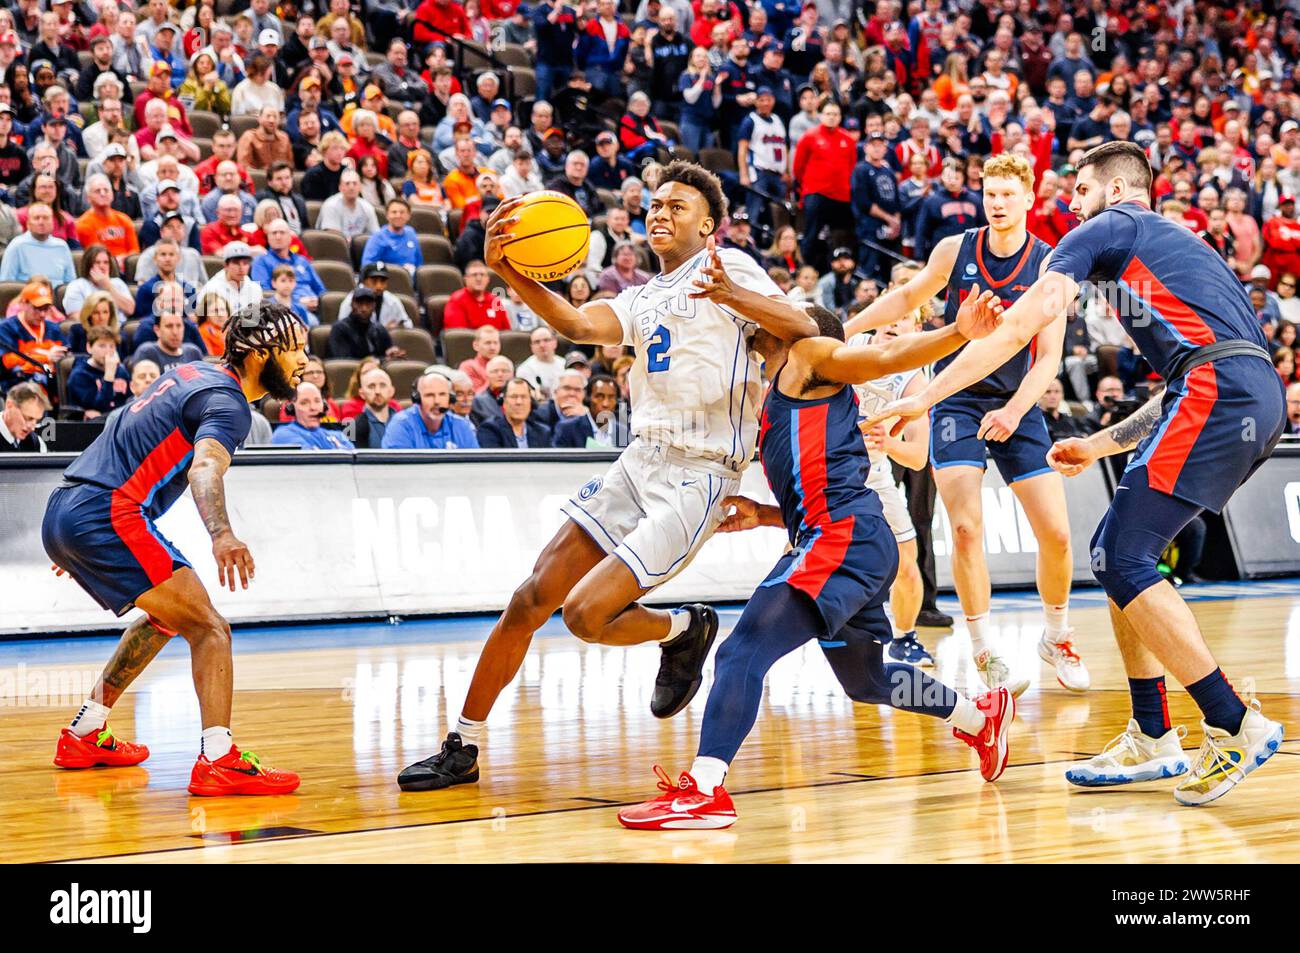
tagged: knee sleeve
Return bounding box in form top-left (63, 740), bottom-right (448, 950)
top-left (1091, 467), bottom-right (1202, 609)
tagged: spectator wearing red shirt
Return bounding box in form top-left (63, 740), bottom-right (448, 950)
top-left (1263, 194), bottom-right (1300, 290)
top-left (457, 323), bottom-right (503, 393)
top-left (133, 61), bottom-right (193, 138)
top-left (792, 99), bottom-right (856, 271)
top-left (896, 116), bottom-right (941, 180)
top-left (346, 109), bottom-right (390, 179)
top-left (414, 0), bottom-right (471, 47)
top-left (443, 260), bottom-right (510, 330)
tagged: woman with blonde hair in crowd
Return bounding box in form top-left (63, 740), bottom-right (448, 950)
top-left (762, 225), bottom-right (803, 275)
top-left (934, 53), bottom-right (970, 111)
top-left (67, 290), bottom-right (122, 355)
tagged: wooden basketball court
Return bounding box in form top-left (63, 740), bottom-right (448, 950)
top-left (3, 583), bottom-right (1298, 864)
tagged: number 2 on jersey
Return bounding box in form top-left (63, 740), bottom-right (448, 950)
top-left (647, 324), bottom-right (671, 372)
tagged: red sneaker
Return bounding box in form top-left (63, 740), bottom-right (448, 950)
top-left (54, 725), bottom-right (149, 768)
top-left (188, 746), bottom-right (301, 796)
top-left (953, 687), bottom-right (1015, 782)
top-left (618, 765), bottom-right (737, 830)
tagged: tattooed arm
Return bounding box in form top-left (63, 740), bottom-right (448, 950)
top-left (188, 437), bottom-right (255, 591)
top-left (1045, 394), bottom-right (1164, 478)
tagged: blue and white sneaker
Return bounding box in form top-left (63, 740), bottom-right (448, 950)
top-left (888, 633), bottom-right (934, 667)
top-left (1066, 720), bottom-right (1190, 787)
top-left (1173, 701), bottom-right (1285, 806)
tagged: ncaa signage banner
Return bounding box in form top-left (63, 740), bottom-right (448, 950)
top-left (1221, 445), bottom-right (1300, 578)
top-left (0, 450), bottom-right (1112, 637)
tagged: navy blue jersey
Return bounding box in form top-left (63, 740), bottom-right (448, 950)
top-left (64, 361), bottom-right (251, 519)
top-left (757, 368), bottom-right (878, 545)
top-left (851, 159), bottom-right (900, 241)
top-left (1046, 202), bottom-right (1268, 379)
top-left (937, 227), bottom-right (1054, 397)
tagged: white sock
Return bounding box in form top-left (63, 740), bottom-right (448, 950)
top-left (201, 726), bottom-right (233, 760)
top-left (455, 716), bottom-right (485, 749)
top-left (661, 607), bottom-right (691, 643)
top-left (946, 695), bottom-right (987, 735)
top-left (689, 756), bottom-right (729, 795)
top-left (1043, 602), bottom-right (1070, 641)
top-left (69, 698), bottom-right (111, 737)
top-left (966, 613), bottom-right (991, 656)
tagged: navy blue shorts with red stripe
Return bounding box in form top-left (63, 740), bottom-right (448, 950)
top-left (42, 482), bottom-right (190, 617)
top-left (930, 391), bottom-right (1054, 484)
top-left (1125, 354), bottom-right (1285, 514)
top-left (759, 508), bottom-right (898, 642)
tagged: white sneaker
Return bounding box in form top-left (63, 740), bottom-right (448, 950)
top-left (1173, 701), bottom-right (1285, 806)
top-left (1065, 720), bottom-right (1190, 787)
top-left (1038, 630), bottom-right (1090, 693)
top-left (974, 649), bottom-right (1029, 698)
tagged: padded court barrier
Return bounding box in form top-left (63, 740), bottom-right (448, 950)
top-left (0, 449), bottom-right (1123, 636)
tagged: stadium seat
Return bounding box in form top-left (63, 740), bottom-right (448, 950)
top-left (416, 264), bottom-right (463, 298)
top-left (459, 44), bottom-right (496, 72)
top-left (56, 354), bottom-right (80, 419)
top-left (597, 189), bottom-right (618, 210)
top-left (189, 110), bottom-right (223, 140)
top-left (324, 359), bottom-right (359, 398)
top-left (230, 114), bottom-right (258, 139)
top-left (500, 331), bottom-right (532, 366)
top-left (70, 249), bottom-right (84, 274)
top-left (496, 44), bottom-right (532, 68)
top-left (249, 168), bottom-right (267, 194)
top-left (306, 200), bottom-right (323, 226)
top-left (302, 230), bottom-right (352, 264)
top-left (193, 137), bottom-right (213, 161)
top-left (396, 293), bottom-right (419, 327)
top-left (122, 254), bottom-right (138, 283)
top-left (410, 206), bottom-right (445, 238)
top-left (261, 398), bottom-right (281, 423)
top-left (424, 294), bottom-right (450, 337)
top-left (309, 324), bottom-right (332, 356)
top-left (447, 208), bottom-right (463, 237)
top-left (420, 235), bottom-right (454, 264)
top-left (121, 319), bottom-right (140, 351)
top-left (383, 359), bottom-right (430, 399)
top-left (319, 291), bottom-right (349, 325)
top-left (366, 51), bottom-right (386, 69)
top-left (384, 267), bottom-right (415, 298)
top-left (315, 261), bottom-right (360, 294)
top-left (54, 283), bottom-right (68, 313)
top-left (0, 282), bottom-right (27, 312)
top-left (670, 145), bottom-right (696, 162)
top-left (441, 328), bottom-right (477, 367)
top-left (349, 234), bottom-right (368, 270)
top-left (391, 328), bottom-right (437, 363)
top-left (660, 121), bottom-right (681, 143)
top-left (698, 148), bottom-right (737, 174)
top-left (202, 256), bottom-right (224, 278)
top-left (510, 68), bottom-right (536, 100)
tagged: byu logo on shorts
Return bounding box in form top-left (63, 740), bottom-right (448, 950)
top-left (578, 477), bottom-right (603, 500)
top-left (964, 263), bottom-right (977, 277)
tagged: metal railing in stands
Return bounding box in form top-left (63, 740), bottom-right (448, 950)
top-left (412, 19), bottom-right (518, 103)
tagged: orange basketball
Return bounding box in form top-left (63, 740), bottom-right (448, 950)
top-left (502, 191), bottom-right (592, 282)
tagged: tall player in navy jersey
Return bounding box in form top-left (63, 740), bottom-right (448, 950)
top-left (845, 154), bottom-right (1088, 699)
top-left (872, 142), bottom-right (1287, 806)
top-left (43, 302), bottom-right (308, 797)
top-left (619, 302), bottom-right (1016, 831)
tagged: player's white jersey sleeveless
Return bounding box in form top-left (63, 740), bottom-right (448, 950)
top-left (607, 247), bottom-right (778, 474)
top-left (847, 331), bottom-right (921, 467)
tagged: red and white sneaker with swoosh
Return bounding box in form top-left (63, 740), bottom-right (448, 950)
top-left (188, 746), bottom-right (301, 796)
top-left (953, 688), bottom-right (1015, 782)
top-left (618, 766), bottom-right (738, 830)
top-left (54, 725), bottom-right (149, 768)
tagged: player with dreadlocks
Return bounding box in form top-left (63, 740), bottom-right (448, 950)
top-left (43, 301), bottom-right (308, 796)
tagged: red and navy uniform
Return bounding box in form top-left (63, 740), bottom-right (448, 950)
top-left (756, 367), bottom-right (896, 641)
top-left (42, 362), bottom-right (251, 615)
top-left (931, 227), bottom-right (1056, 483)
top-left (1047, 202), bottom-right (1285, 514)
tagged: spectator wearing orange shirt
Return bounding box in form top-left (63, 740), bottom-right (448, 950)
top-left (457, 324), bottom-right (502, 393)
top-left (75, 174), bottom-right (140, 268)
top-left (443, 260), bottom-right (510, 331)
top-left (443, 137), bottom-right (491, 210)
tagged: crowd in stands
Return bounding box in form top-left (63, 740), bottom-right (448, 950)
top-left (2, 0), bottom-right (1300, 459)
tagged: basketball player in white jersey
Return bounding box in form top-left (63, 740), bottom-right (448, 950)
top-left (850, 305), bottom-right (932, 666)
top-left (842, 154), bottom-right (1088, 697)
top-left (399, 161), bottom-right (817, 791)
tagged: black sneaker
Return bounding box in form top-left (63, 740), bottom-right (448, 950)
top-left (651, 604), bottom-right (719, 719)
top-left (397, 732), bottom-right (480, 791)
top-left (916, 608), bottom-right (954, 629)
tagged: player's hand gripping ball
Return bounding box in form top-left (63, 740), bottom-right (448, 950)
top-left (497, 191), bottom-right (592, 282)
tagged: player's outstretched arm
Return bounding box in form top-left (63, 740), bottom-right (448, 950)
top-left (1047, 393), bottom-right (1164, 476)
top-left (689, 237), bottom-right (816, 341)
top-left (482, 196), bottom-right (625, 345)
top-left (866, 271), bottom-right (1076, 436)
top-left (716, 495), bottom-right (784, 532)
top-left (980, 309), bottom-right (1068, 443)
top-left (815, 286), bottom-right (1004, 383)
top-left (862, 372), bottom-right (930, 470)
top-left (841, 235), bottom-right (960, 337)
top-left (188, 437), bottom-right (254, 592)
